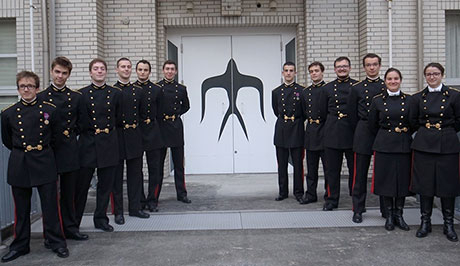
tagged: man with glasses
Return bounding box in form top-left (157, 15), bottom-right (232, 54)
top-left (272, 62), bottom-right (306, 202)
top-left (318, 57), bottom-right (358, 211)
top-left (347, 53), bottom-right (386, 222)
top-left (1, 71), bottom-right (69, 262)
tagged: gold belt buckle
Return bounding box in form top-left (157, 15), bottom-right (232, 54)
top-left (26, 144), bottom-right (42, 152)
top-left (63, 130), bottom-right (69, 137)
top-left (124, 124), bottom-right (137, 129)
top-left (95, 128), bottom-right (110, 135)
top-left (435, 123), bottom-right (441, 129)
top-left (402, 127), bottom-right (408, 132)
top-left (309, 118), bottom-right (320, 124)
top-left (338, 113), bottom-right (347, 119)
top-left (144, 118), bottom-right (151, 124)
top-left (395, 127), bottom-right (402, 133)
top-left (165, 115), bottom-right (176, 121)
top-left (104, 128), bottom-right (110, 134)
top-left (284, 115), bottom-right (295, 122)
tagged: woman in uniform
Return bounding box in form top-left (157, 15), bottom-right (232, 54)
top-left (368, 68), bottom-right (412, 231)
top-left (410, 63), bottom-right (460, 242)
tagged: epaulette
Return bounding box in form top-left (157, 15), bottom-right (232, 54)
top-left (71, 89), bottom-right (82, 95)
top-left (372, 93), bottom-right (383, 99)
top-left (113, 86), bottom-right (122, 91)
top-left (78, 87), bottom-right (85, 92)
top-left (352, 80), bottom-right (363, 86)
top-left (133, 84), bottom-right (142, 89)
top-left (2, 102), bottom-right (16, 112)
top-left (43, 101), bottom-right (56, 108)
top-left (153, 82), bottom-right (160, 87)
top-left (449, 87), bottom-right (460, 93)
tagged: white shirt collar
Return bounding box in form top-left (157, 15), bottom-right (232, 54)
top-left (51, 82), bottom-right (65, 90)
top-left (428, 84), bottom-right (442, 92)
top-left (387, 89), bottom-right (400, 96)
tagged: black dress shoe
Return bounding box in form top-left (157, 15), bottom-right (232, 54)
top-left (44, 238), bottom-right (51, 249)
top-left (114, 214), bottom-right (125, 225)
top-left (352, 212), bottom-right (363, 223)
top-left (1, 249), bottom-right (30, 263)
top-left (95, 223), bottom-right (114, 232)
top-left (66, 232), bottom-right (89, 241)
top-left (299, 197), bottom-right (317, 205)
top-left (53, 247), bottom-right (69, 258)
top-left (148, 203), bottom-right (159, 212)
top-left (275, 195), bottom-right (288, 201)
top-left (129, 210), bottom-right (150, 219)
top-left (322, 203), bottom-right (336, 211)
top-left (177, 196), bottom-right (192, 203)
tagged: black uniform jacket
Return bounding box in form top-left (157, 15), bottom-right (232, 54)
top-left (38, 85), bottom-right (88, 173)
top-left (303, 81), bottom-right (325, 151)
top-left (114, 81), bottom-right (144, 160)
top-left (136, 80), bottom-right (164, 151)
top-left (272, 82), bottom-right (306, 148)
top-left (78, 83), bottom-right (122, 168)
top-left (368, 90), bottom-right (413, 153)
top-left (347, 77), bottom-right (386, 155)
top-left (157, 79), bottom-right (190, 147)
top-left (1, 99), bottom-right (59, 187)
top-left (410, 85), bottom-right (460, 154)
top-left (318, 77), bottom-right (358, 149)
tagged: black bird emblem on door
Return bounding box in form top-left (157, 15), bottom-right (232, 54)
top-left (201, 59), bottom-right (265, 140)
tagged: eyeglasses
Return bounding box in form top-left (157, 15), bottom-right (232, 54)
top-left (335, 65), bottom-right (350, 69)
top-left (425, 72), bottom-right (441, 77)
top-left (18, 84), bottom-right (37, 90)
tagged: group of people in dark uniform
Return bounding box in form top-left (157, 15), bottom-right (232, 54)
top-left (1, 57), bottom-right (190, 262)
top-left (272, 54), bottom-right (460, 243)
top-left (1, 53), bottom-right (459, 263)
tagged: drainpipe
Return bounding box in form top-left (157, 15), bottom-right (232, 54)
top-left (41, 0), bottom-right (50, 87)
top-left (416, 0), bottom-right (424, 90)
top-left (29, 0), bottom-right (35, 71)
top-left (388, 0), bottom-right (393, 67)
top-left (49, 0), bottom-right (56, 64)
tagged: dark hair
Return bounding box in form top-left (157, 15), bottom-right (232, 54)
top-left (423, 62), bottom-right (445, 76)
top-left (163, 60), bottom-right (177, 70)
top-left (16, 71), bottom-right (40, 89)
top-left (51, 56), bottom-right (73, 73)
top-left (362, 53), bottom-right (381, 67)
top-left (117, 57), bottom-right (131, 68)
top-left (283, 61), bottom-right (296, 70)
top-left (384, 67), bottom-right (403, 80)
top-left (136, 59), bottom-right (151, 72)
top-left (308, 61), bottom-right (325, 72)
top-left (89, 58), bottom-right (107, 71)
top-left (334, 56), bottom-right (351, 68)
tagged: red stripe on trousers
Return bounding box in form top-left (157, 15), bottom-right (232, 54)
top-left (371, 151), bottom-right (376, 194)
top-left (110, 192), bottom-right (115, 214)
top-left (11, 188), bottom-right (17, 239)
top-left (56, 181), bottom-right (66, 238)
top-left (352, 152), bottom-right (357, 191)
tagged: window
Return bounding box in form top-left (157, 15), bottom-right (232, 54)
top-left (0, 19), bottom-right (18, 105)
top-left (446, 11), bottom-right (460, 87)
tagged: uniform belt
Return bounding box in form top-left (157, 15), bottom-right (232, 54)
top-left (425, 123), bottom-right (443, 130)
top-left (308, 118), bottom-right (321, 124)
top-left (62, 128), bottom-right (74, 137)
top-left (335, 112), bottom-right (347, 119)
top-left (14, 144), bottom-right (49, 152)
top-left (94, 127), bottom-right (112, 135)
top-left (144, 118), bottom-right (151, 124)
top-left (391, 126), bottom-right (409, 133)
top-left (282, 115), bottom-right (300, 122)
top-left (123, 123), bottom-right (138, 129)
top-left (163, 114), bottom-right (176, 121)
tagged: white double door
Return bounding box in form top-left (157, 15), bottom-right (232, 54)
top-left (170, 28), bottom-right (295, 174)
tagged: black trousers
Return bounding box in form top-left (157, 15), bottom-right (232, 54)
top-left (275, 146), bottom-right (304, 198)
top-left (59, 170), bottom-right (80, 236)
top-left (323, 147), bottom-right (354, 207)
top-left (10, 183), bottom-right (66, 252)
top-left (142, 149), bottom-right (163, 205)
top-left (159, 147), bottom-right (187, 199)
top-left (113, 156), bottom-right (143, 214)
top-left (76, 166), bottom-right (116, 227)
top-left (305, 150), bottom-right (327, 200)
top-left (351, 153), bottom-right (372, 214)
